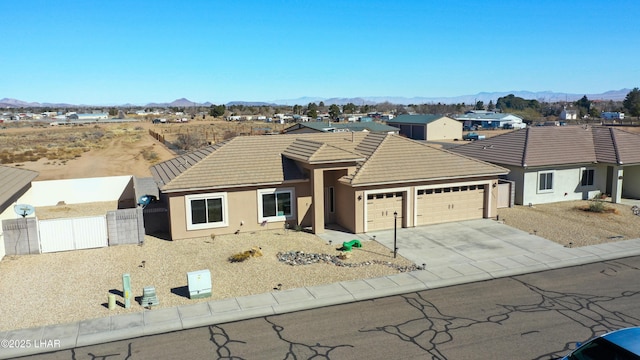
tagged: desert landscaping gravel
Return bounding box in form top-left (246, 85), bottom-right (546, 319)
top-left (0, 229), bottom-right (414, 332)
top-left (497, 200), bottom-right (640, 247)
top-left (1, 199), bottom-right (639, 332)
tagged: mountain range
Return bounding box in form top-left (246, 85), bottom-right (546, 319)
top-left (0, 89), bottom-right (631, 109)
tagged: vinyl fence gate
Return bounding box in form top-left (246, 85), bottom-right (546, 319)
top-left (39, 216), bottom-right (109, 253)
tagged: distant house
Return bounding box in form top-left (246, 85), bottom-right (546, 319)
top-left (386, 114), bottom-right (462, 141)
top-left (452, 111), bottom-right (526, 130)
top-left (451, 126), bottom-right (640, 205)
top-left (282, 121), bottom-right (400, 135)
top-left (66, 113), bottom-right (109, 121)
top-left (0, 166), bottom-right (38, 259)
top-left (559, 108), bottom-right (577, 121)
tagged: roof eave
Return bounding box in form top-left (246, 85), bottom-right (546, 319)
top-left (161, 178), bottom-right (309, 194)
top-left (348, 172), bottom-right (508, 188)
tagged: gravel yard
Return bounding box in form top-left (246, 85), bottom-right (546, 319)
top-left (0, 229), bottom-right (414, 332)
top-left (498, 200), bottom-right (640, 247)
top-left (1, 199), bottom-right (639, 332)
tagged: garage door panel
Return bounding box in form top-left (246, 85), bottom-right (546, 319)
top-left (366, 192), bottom-right (403, 231)
top-left (416, 185), bottom-right (485, 226)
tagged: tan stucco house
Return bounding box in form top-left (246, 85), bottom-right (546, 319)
top-left (151, 132), bottom-right (507, 240)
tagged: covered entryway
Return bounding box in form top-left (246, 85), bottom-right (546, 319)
top-left (416, 184), bottom-right (485, 226)
top-left (366, 192), bottom-right (403, 231)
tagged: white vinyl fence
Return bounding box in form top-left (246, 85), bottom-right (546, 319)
top-left (39, 216), bottom-right (108, 253)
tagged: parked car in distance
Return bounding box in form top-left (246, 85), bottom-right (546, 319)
top-left (462, 132), bottom-right (486, 141)
top-left (561, 327), bottom-right (640, 359)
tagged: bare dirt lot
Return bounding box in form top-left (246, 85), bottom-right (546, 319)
top-left (0, 118), bottom-right (288, 180)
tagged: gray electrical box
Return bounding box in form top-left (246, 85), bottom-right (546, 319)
top-left (187, 269), bottom-right (212, 299)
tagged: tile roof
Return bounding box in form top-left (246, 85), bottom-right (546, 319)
top-left (450, 126), bottom-right (640, 168)
top-left (283, 121), bottom-right (399, 133)
top-left (282, 139), bottom-right (365, 164)
top-left (0, 165), bottom-right (39, 212)
top-left (345, 135), bottom-right (507, 186)
top-left (151, 132), bottom-right (508, 192)
top-left (386, 114), bottom-right (449, 125)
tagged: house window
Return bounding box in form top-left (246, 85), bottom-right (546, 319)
top-left (258, 188), bottom-right (295, 222)
top-left (538, 171), bottom-right (554, 192)
top-left (581, 168), bottom-right (595, 187)
top-left (185, 192), bottom-right (228, 230)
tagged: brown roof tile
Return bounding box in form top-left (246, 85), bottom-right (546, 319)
top-left (0, 165), bottom-right (38, 212)
top-left (608, 127), bottom-right (640, 165)
top-left (451, 126), bottom-right (640, 168)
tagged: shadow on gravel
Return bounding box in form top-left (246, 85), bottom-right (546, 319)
top-left (171, 286), bottom-right (190, 299)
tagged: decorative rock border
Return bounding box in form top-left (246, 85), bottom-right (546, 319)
top-left (276, 251), bottom-right (419, 272)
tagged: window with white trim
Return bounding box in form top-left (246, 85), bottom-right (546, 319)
top-left (185, 193), bottom-right (228, 230)
top-left (258, 188), bottom-right (295, 222)
top-left (581, 168), bottom-right (595, 187)
top-left (538, 171), bottom-right (554, 192)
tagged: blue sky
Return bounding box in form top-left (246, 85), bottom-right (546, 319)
top-left (2, 0), bottom-right (639, 105)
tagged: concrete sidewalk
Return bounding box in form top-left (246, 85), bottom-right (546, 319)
top-left (3, 219), bottom-right (640, 359)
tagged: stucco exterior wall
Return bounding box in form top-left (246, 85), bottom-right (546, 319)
top-left (335, 182), bottom-right (356, 232)
top-left (520, 165), bottom-right (607, 205)
top-left (168, 182), bottom-right (311, 240)
top-left (426, 118), bottom-right (463, 141)
top-left (25, 176), bottom-right (134, 206)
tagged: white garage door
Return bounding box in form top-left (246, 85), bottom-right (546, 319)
top-left (366, 192), bottom-right (403, 231)
top-left (416, 185), bottom-right (485, 226)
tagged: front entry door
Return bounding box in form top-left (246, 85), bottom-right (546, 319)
top-left (324, 186), bottom-right (336, 224)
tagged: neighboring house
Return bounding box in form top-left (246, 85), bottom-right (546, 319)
top-left (282, 121), bottom-right (400, 135)
top-left (0, 166), bottom-right (38, 259)
top-left (66, 113), bottom-right (109, 121)
top-left (560, 108), bottom-right (577, 121)
top-left (453, 111), bottom-right (526, 129)
top-left (450, 126), bottom-right (640, 206)
top-left (150, 132), bottom-right (507, 240)
top-left (386, 115), bottom-right (462, 141)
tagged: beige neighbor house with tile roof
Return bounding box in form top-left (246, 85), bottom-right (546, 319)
top-left (151, 132), bottom-right (508, 240)
top-left (450, 126), bottom-right (640, 206)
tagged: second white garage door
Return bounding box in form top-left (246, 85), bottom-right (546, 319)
top-left (366, 192), bottom-right (403, 231)
top-left (416, 185), bottom-right (485, 226)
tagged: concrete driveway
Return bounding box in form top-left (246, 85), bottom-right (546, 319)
top-left (319, 219), bottom-right (565, 268)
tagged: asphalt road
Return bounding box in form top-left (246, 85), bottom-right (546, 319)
top-left (20, 256), bottom-right (640, 360)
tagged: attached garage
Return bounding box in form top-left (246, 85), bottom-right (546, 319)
top-left (366, 192), bottom-right (403, 231)
top-left (415, 184), bottom-right (485, 226)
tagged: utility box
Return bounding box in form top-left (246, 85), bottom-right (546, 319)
top-left (187, 269), bottom-right (212, 299)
